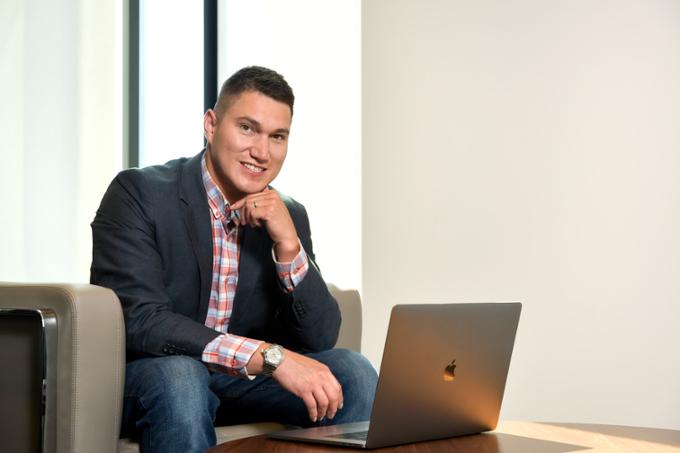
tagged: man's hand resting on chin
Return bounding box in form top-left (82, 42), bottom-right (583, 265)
top-left (231, 188), bottom-right (300, 263)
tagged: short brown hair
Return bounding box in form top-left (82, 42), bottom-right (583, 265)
top-left (214, 66), bottom-right (295, 117)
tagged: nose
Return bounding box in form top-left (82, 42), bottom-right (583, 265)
top-left (250, 134), bottom-right (270, 162)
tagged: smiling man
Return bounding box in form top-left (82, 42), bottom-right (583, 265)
top-left (91, 66), bottom-right (377, 453)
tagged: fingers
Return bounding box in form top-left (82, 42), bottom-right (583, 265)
top-left (311, 386), bottom-right (329, 422)
top-left (230, 187), bottom-right (270, 209)
top-left (231, 191), bottom-right (278, 228)
top-left (311, 366), bottom-right (343, 422)
top-left (302, 374), bottom-right (341, 423)
top-left (229, 191), bottom-right (298, 253)
top-left (242, 197), bottom-right (272, 227)
top-left (273, 352), bottom-right (344, 424)
top-left (335, 378), bottom-right (344, 416)
top-left (301, 392), bottom-right (318, 424)
top-left (322, 377), bottom-right (343, 421)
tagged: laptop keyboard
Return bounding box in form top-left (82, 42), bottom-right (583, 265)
top-left (327, 430), bottom-right (369, 441)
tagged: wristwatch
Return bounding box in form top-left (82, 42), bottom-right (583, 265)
top-left (261, 344), bottom-right (285, 376)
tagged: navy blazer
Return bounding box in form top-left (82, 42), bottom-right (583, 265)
top-left (90, 151), bottom-right (341, 362)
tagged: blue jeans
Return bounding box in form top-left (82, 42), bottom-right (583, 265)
top-left (120, 349), bottom-right (377, 453)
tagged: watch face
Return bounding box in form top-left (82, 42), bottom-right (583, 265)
top-left (266, 347), bottom-right (283, 364)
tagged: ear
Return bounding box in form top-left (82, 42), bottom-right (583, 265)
top-left (204, 109), bottom-right (218, 143)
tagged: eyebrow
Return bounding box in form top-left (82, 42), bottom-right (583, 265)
top-left (238, 116), bottom-right (290, 136)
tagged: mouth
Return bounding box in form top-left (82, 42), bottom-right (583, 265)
top-left (241, 162), bottom-right (266, 174)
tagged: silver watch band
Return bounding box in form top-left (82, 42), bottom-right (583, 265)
top-left (262, 362), bottom-right (277, 377)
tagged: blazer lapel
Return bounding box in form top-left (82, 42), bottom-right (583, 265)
top-left (179, 152), bottom-right (213, 319)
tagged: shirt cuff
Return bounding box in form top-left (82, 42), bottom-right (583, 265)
top-left (202, 333), bottom-right (263, 379)
top-left (272, 239), bottom-right (309, 293)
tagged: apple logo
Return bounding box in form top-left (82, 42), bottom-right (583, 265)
top-left (443, 359), bottom-right (457, 382)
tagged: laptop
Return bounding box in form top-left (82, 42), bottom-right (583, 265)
top-left (269, 302), bottom-right (522, 449)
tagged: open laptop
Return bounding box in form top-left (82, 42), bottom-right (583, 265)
top-left (269, 302), bottom-right (522, 449)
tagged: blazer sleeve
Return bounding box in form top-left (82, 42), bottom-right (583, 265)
top-left (273, 200), bottom-right (342, 352)
top-left (90, 171), bottom-right (220, 359)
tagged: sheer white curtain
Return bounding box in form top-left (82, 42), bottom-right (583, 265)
top-left (0, 0), bottom-right (121, 283)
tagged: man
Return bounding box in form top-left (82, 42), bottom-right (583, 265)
top-left (91, 66), bottom-right (377, 453)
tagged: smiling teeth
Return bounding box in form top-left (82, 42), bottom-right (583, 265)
top-left (243, 163), bottom-right (264, 173)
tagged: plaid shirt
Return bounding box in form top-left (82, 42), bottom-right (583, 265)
top-left (200, 155), bottom-right (309, 377)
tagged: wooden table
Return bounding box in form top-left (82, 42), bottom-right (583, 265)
top-left (208, 421), bottom-right (680, 452)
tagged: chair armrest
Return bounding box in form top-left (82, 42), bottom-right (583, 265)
top-left (0, 283), bottom-right (125, 453)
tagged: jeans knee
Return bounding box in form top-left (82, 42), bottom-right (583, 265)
top-left (329, 349), bottom-right (377, 387)
top-left (154, 356), bottom-right (210, 388)
top-left (128, 356), bottom-right (217, 421)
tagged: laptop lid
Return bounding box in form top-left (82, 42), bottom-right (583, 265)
top-left (365, 302), bottom-right (521, 448)
top-left (270, 302), bottom-right (521, 449)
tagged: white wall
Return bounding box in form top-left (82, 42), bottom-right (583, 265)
top-left (219, 0), bottom-right (362, 292)
top-left (363, 0), bottom-right (680, 429)
top-left (0, 0), bottom-right (121, 283)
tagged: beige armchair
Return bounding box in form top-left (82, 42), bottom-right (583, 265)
top-left (0, 283), bottom-right (362, 453)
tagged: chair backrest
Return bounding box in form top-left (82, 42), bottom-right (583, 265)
top-left (328, 284), bottom-right (363, 352)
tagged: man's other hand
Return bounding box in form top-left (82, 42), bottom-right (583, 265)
top-left (231, 188), bottom-right (300, 262)
top-left (273, 349), bottom-right (344, 423)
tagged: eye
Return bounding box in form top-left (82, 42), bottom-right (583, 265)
top-left (272, 134), bottom-right (287, 142)
top-left (239, 123), bottom-right (253, 133)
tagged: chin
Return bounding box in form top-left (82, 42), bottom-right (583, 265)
top-left (237, 184), bottom-right (268, 195)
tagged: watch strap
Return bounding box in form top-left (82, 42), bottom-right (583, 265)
top-left (262, 362), bottom-right (277, 377)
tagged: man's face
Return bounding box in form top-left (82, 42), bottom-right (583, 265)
top-left (204, 90), bottom-right (292, 203)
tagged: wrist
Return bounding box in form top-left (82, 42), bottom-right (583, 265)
top-left (273, 238), bottom-right (300, 263)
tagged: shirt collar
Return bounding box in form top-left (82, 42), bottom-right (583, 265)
top-left (201, 153), bottom-right (239, 224)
